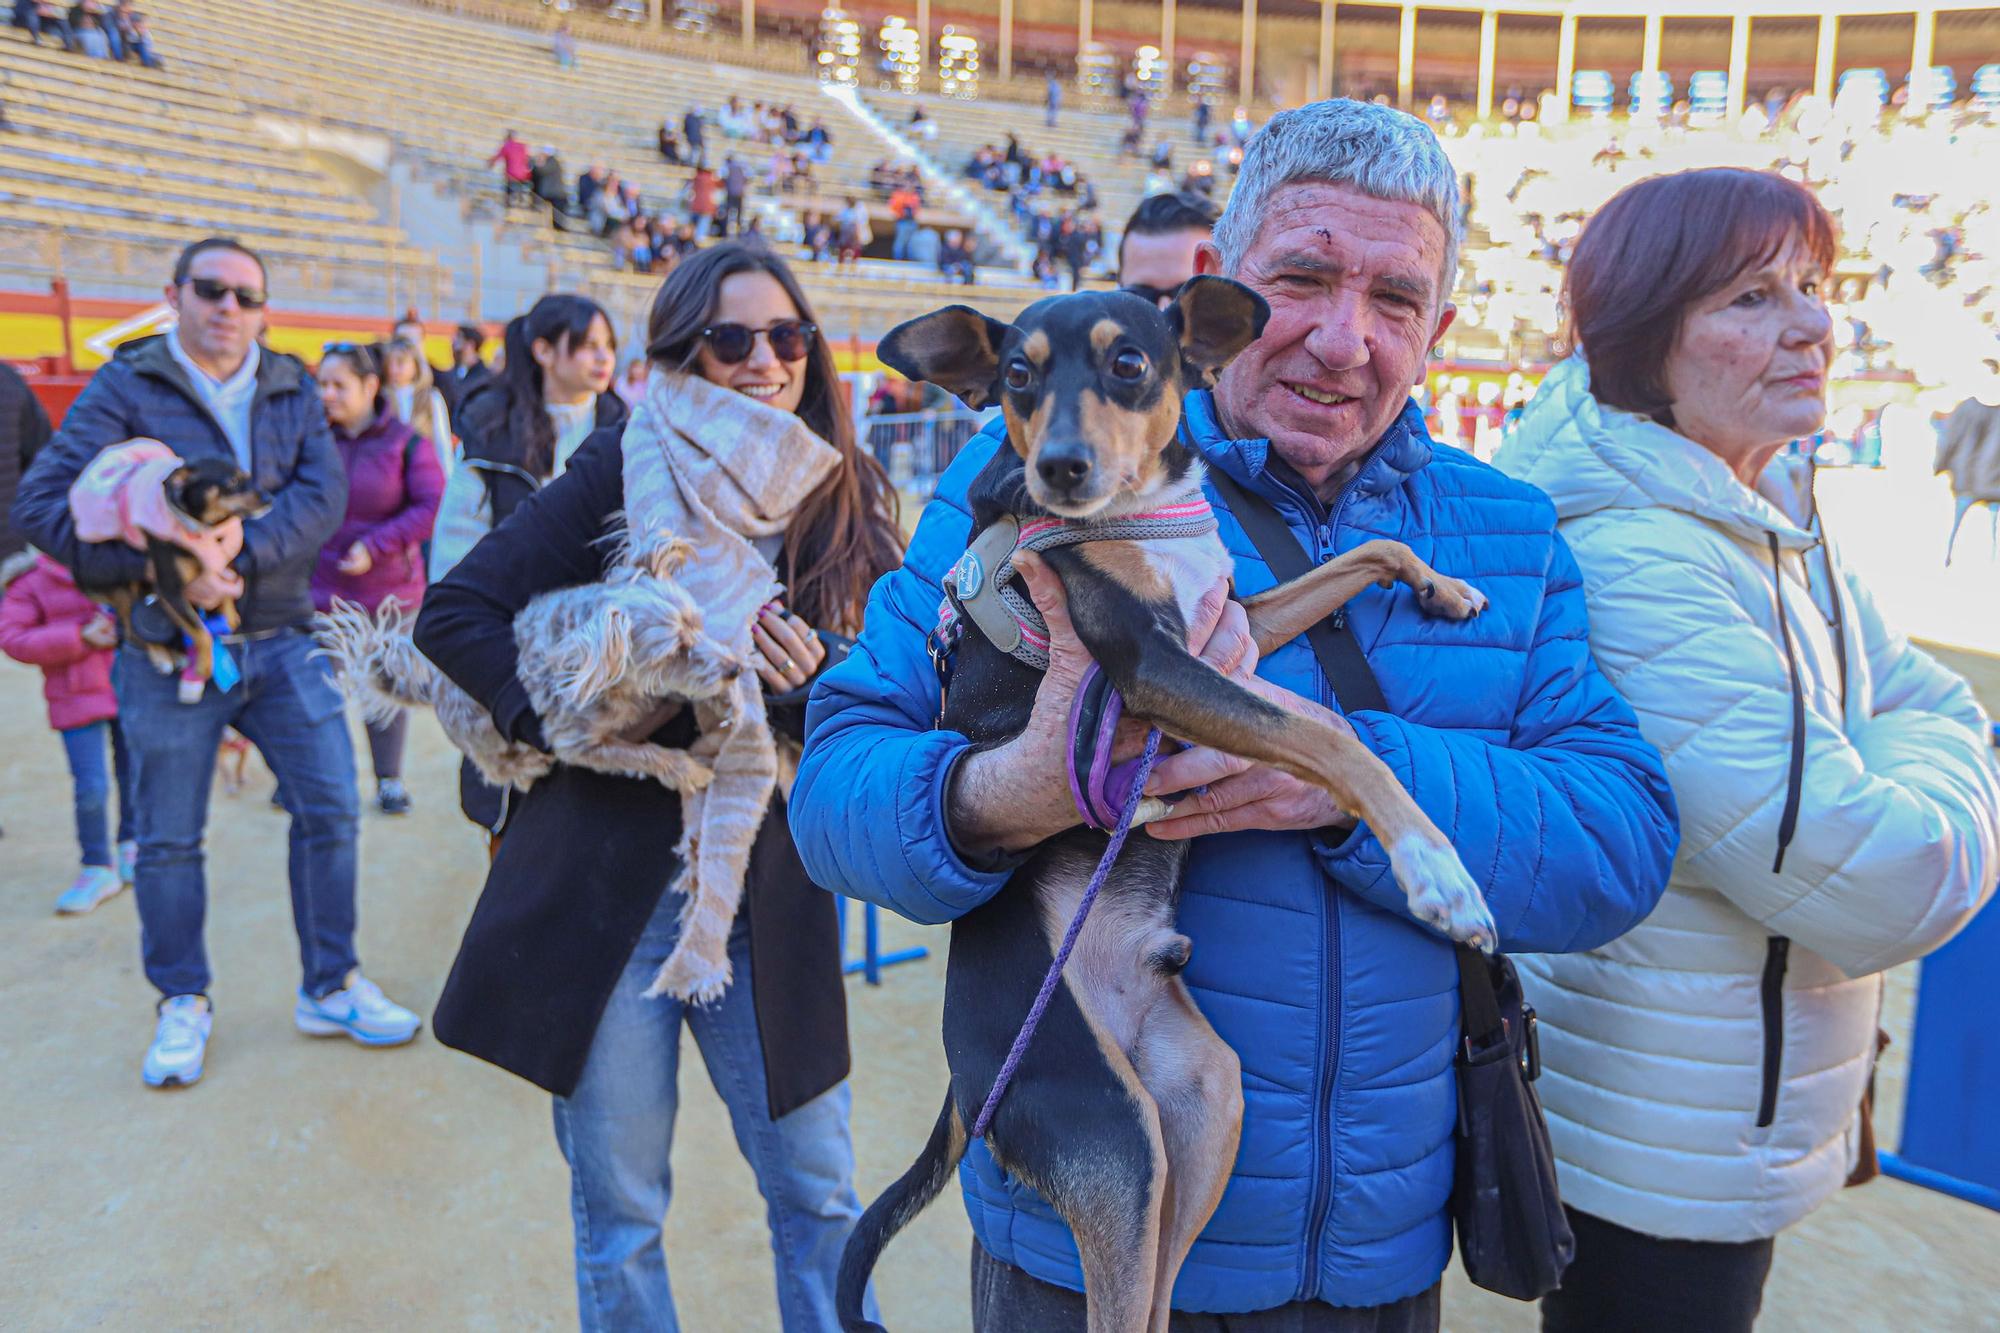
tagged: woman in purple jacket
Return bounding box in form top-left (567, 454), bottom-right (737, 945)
top-left (312, 342), bottom-right (445, 815)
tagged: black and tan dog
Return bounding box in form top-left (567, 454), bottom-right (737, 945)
top-left (89, 457), bottom-right (269, 684)
top-left (837, 279), bottom-right (1500, 1333)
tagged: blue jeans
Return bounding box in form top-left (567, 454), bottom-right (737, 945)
top-left (111, 629), bottom-right (360, 999)
top-left (552, 894), bottom-right (875, 1331)
top-left (892, 218), bottom-right (915, 261)
top-left (58, 719), bottom-right (133, 867)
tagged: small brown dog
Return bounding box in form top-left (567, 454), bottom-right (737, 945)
top-left (87, 457), bottom-right (268, 689)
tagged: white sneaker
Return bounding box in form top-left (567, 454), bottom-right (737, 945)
top-left (295, 972), bottom-right (421, 1047)
top-left (143, 994), bottom-right (212, 1088)
top-left (55, 865), bottom-right (124, 915)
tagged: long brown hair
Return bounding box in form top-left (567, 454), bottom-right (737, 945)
top-left (645, 241), bottom-right (901, 633)
top-left (499, 294), bottom-right (615, 478)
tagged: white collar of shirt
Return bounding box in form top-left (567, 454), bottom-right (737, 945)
top-left (167, 326), bottom-right (259, 402)
top-left (167, 328), bottom-right (260, 468)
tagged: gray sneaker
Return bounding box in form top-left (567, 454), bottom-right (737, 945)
top-left (142, 995), bottom-right (212, 1088)
top-left (295, 972), bottom-right (421, 1046)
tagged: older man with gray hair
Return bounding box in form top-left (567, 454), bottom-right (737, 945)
top-left (793, 100), bottom-right (1677, 1329)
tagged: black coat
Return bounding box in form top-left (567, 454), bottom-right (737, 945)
top-left (411, 426), bottom-right (850, 1117)
top-left (0, 360), bottom-right (51, 559)
top-left (447, 383), bottom-right (628, 831)
top-left (435, 360), bottom-right (492, 415)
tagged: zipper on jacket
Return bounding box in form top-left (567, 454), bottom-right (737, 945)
top-left (1756, 935), bottom-right (1791, 1128)
top-left (1270, 472), bottom-right (1342, 1299)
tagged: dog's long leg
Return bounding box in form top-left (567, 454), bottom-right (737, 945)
top-left (566, 739), bottom-right (714, 795)
top-left (1239, 538), bottom-right (1485, 657)
top-left (1132, 980), bottom-right (1242, 1333)
top-left (1109, 626), bottom-right (1496, 950)
top-left (1050, 1068), bottom-right (1168, 1333)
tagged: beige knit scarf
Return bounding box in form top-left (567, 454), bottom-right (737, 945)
top-left (620, 368), bottom-right (839, 1003)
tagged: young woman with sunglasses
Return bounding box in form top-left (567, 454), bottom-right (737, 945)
top-left (427, 293), bottom-right (623, 840)
top-left (310, 342), bottom-right (445, 815)
top-left (413, 242), bottom-right (901, 1330)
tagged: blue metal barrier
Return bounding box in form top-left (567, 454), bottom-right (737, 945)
top-left (1879, 892), bottom-right (2000, 1211)
top-left (835, 895), bottom-right (929, 985)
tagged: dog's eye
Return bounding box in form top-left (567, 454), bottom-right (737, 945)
top-left (1110, 349), bottom-right (1148, 381)
top-left (1003, 360), bottom-right (1035, 392)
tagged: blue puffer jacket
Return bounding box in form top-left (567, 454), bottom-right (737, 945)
top-left (794, 392), bottom-right (1678, 1312)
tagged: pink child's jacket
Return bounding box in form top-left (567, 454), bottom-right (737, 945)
top-left (0, 553), bottom-right (118, 730)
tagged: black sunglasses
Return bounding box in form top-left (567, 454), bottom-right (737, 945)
top-left (701, 320), bottom-right (816, 365)
top-left (187, 276), bottom-right (268, 309)
top-left (321, 341), bottom-right (380, 375)
top-left (1120, 282), bottom-right (1177, 309)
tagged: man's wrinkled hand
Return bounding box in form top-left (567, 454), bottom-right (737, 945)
top-left (1144, 652), bottom-right (1360, 841)
top-left (945, 556), bottom-right (1254, 857)
top-left (184, 568), bottom-right (245, 611)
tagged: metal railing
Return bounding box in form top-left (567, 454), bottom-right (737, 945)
top-left (862, 408), bottom-right (990, 497)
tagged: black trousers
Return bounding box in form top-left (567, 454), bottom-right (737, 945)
top-left (970, 1244), bottom-right (1441, 1333)
top-left (1541, 1206), bottom-right (1776, 1333)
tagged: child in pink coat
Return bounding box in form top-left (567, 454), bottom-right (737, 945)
top-left (0, 551), bottom-right (135, 913)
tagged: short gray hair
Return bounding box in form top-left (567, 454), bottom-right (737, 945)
top-left (1212, 99), bottom-right (1462, 306)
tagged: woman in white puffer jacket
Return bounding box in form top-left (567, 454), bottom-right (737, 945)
top-left (1494, 167), bottom-right (2000, 1333)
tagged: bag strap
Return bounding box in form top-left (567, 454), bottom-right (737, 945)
top-left (1205, 465), bottom-right (1506, 1049)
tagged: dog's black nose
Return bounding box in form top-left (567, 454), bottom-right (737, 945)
top-left (1036, 446), bottom-right (1092, 491)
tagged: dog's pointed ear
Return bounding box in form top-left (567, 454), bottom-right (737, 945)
top-left (878, 306), bottom-right (1014, 409)
top-left (1165, 276), bottom-right (1270, 390)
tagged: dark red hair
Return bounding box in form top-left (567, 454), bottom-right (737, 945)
top-left (1565, 168), bottom-right (1838, 424)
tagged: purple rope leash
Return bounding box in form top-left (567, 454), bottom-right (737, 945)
top-left (969, 727), bottom-right (1165, 1141)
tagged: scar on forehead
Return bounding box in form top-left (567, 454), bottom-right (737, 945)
top-left (1089, 318), bottom-right (1124, 355)
top-left (1022, 330), bottom-right (1051, 365)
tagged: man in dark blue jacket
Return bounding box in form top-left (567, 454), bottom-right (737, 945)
top-left (792, 102), bottom-right (1679, 1329)
top-left (11, 237), bottom-right (420, 1090)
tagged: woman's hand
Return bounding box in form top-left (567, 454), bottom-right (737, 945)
top-left (337, 542), bottom-right (373, 577)
top-left (751, 603), bottom-right (826, 694)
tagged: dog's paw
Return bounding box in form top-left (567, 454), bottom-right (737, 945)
top-left (654, 752), bottom-right (714, 794)
top-left (1416, 575), bottom-right (1488, 621)
top-left (1387, 835), bottom-right (1498, 952)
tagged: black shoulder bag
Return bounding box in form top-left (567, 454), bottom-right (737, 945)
top-left (1206, 467), bottom-right (1574, 1301)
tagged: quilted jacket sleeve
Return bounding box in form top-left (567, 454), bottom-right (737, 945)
top-left (1561, 513), bottom-right (1999, 978)
top-left (0, 573), bottom-right (87, 668)
top-left (236, 390), bottom-right (345, 579)
top-left (792, 432), bottom-right (1019, 923)
top-left (1317, 527), bottom-right (1680, 955)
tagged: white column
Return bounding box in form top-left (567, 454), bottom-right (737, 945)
top-left (1080, 0), bottom-right (1093, 55)
top-left (1397, 4), bottom-right (1416, 110)
top-left (1555, 13), bottom-right (1577, 116)
top-left (1912, 7), bottom-right (1937, 88)
top-left (999, 0), bottom-right (1014, 82)
top-left (1641, 14), bottom-right (1662, 82)
top-left (1318, 0), bottom-right (1336, 100)
top-left (740, 0), bottom-right (754, 50)
top-left (1163, 0), bottom-right (1177, 96)
top-left (1727, 12), bottom-right (1750, 122)
top-left (1814, 13), bottom-right (1837, 101)
top-left (1241, 0), bottom-right (1258, 105)
top-left (1477, 8), bottom-right (1497, 120)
